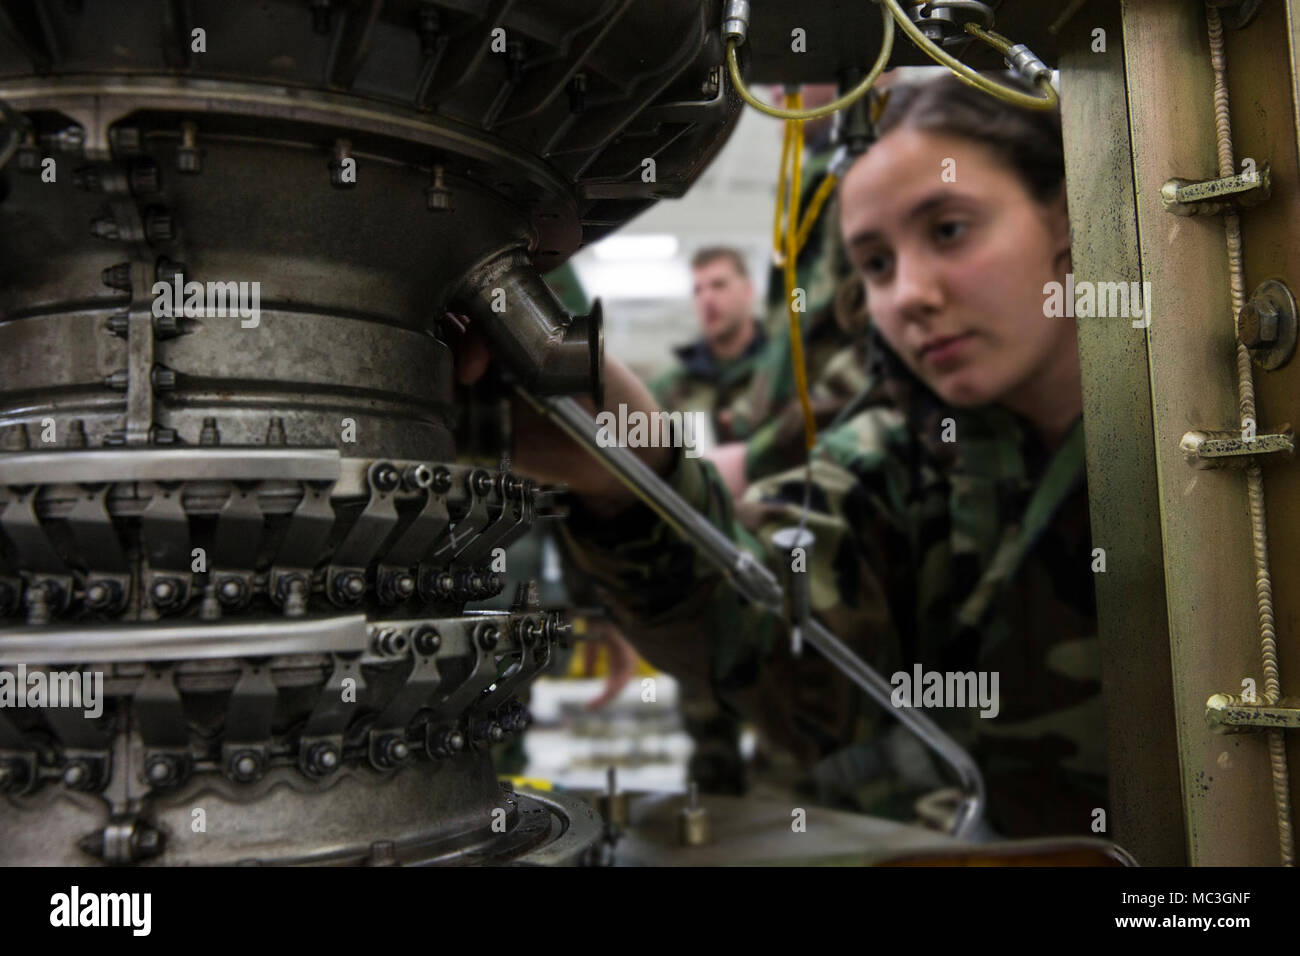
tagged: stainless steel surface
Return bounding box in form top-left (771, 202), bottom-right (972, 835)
top-left (0, 614), bottom-right (370, 664)
top-left (0, 448), bottom-right (342, 485)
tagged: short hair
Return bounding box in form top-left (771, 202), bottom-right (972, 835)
top-left (691, 246), bottom-right (748, 278)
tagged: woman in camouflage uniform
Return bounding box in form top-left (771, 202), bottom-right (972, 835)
top-left (475, 74), bottom-right (1101, 838)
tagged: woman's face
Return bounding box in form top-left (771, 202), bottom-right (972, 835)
top-left (840, 126), bottom-right (1072, 408)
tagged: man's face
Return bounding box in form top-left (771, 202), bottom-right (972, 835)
top-left (692, 258), bottom-right (754, 340)
top-left (839, 127), bottom-right (1072, 408)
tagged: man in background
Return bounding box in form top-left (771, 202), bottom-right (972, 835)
top-left (648, 247), bottom-right (768, 449)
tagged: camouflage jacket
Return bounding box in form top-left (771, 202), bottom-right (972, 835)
top-left (561, 330), bottom-right (1105, 838)
top-left (646, 325), bottom-right (768, 444)
top-left (734, 274), bottom-right (873, 481)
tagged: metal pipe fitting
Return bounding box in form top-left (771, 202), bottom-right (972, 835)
top-left (722, 0), bottom-right (751, 44)
top-left (452, 247), bottom-right (603, 404)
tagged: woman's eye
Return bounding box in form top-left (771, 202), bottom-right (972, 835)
top-left (861, 251), bottom-right (892, 278)
top-left (934, 219), bottom-right (968, 242)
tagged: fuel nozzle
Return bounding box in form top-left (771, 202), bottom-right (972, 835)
top-left (771, 526), bottom-right (814, 658)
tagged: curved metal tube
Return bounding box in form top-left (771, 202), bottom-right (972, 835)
top-left (453, 247), bottom-right (603, 404)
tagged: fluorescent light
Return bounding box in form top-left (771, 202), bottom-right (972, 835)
top-left (592, 234), bottom-right (679, 261)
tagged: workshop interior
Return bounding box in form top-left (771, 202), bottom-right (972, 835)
top-left (0, 0), bottom-right (1297, 869)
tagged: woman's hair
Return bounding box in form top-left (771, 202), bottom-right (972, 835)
top-left (875, 73), bottom-right (1064, 204)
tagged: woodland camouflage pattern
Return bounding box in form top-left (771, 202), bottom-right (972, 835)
top-left (561, 330), bottom-right (1106, 838)
top-left (646, 325), bottom-right (768, 447)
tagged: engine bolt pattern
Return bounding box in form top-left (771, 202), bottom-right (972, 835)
top-left (307, 743), bottom-right (341, 776)
top-left (149, 576), bottom-right (184, 610)
top-left (373, 628), bottom-right (408, 656)
top-left (413, 626), bottom-right (441, 655)
top-left (216, 576), bottom-right (248, 606)
top-left (332, 571), bottom-right (366, 605)
top-left (227, 750), bottom-right (264, 784)
top-left (372, 462), bottom-right (400, 493)
top-left (145, 754), bottom-right (181, 786)
top-left (403, 463), bottom-right (434, 491)
top-left (377, 734), bottom-right (410, 767)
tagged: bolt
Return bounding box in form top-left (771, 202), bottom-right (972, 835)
top-left (478, 624), bottom-right (500, 651)
top-left (432, 467), bottom-right (452, 493)
top-left (265, 416), bottom-right (287, 446)
top-left (474, 720), bottom-right (504, 743)
top-left (334, 571), bottom-right (366, 604)
top-left (109, 125), bottom-right (141, 155)
top-left (73, 166), bottom-right (103, 191)
top-left (282, 576), bottom-right (308, 618)
top-left (151, 365), bottom-right (176, 391)
top-left (379, 735), bottom-right (410, 766)
top-left (89, 215), bottom-right (120, 240)
top-left (228, 750), bottom-right (262, 783)
top-left (471, 470), bottom-right (493, 496)
top-left (308, 743), bottom-right (340, 775)
top-left (101, 262), bottom-right (132, 291)
top-left (374, 628), bottom-right (408, 656)
top-left (1239, 299), bottom-right (1279, 348)
top-left (199, 417), bottom-right (220, 445)
top-left (426, 165), bottom-right (452, 212)
top-left (146, 754), bottom-right (181, 785)
top-left (105, 313), bottom-right (130, 337)
top-left (217, 577), bottom-right (246, 605)
top-left (49, 126), bottom-right (85, 153)
top-left (84, 578), bottom-right (120, 611)
top-left (150, 577), bottom-right (180, 607)
top-left (156, 258), bottom-right (185, 285)
top-left (144, 207), bottom-right (175, 243)
top-left (130, 160), bottom-right (161, 193)
top-left (404, 463), bottom-right (434, 490)
top-left (414, 626), bottom-right (441, 655)
top-left (25, 584), bottom-right (51, 626)
top-left (175, 121), bottom-right (201, 173)
top-left (435, 572), bottom-right (455, 596)
top-left (372, 462), bottom-right (400, 492)
top-left (63, 761), bottom-right (90, 788)
top-left (427, 726), bottom-right (464, 758)
top-left (16, 132), bottom-right (40, 173)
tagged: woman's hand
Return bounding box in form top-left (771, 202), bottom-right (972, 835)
top-left (451, 317), bottom-right (674, 516)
